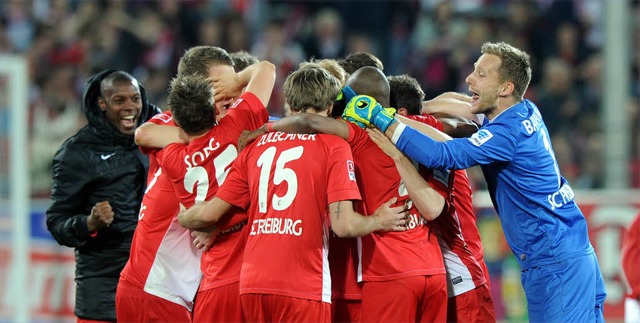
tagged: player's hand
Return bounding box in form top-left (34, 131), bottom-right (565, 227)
top-left (366, 128), bottom-right (404, 161)
top-left (372, 197), bottom-right (409, 232)
top-left (87, 201), bottom-right (114, 232)
top-left (341, 95), bottom-right (379, 128)
top-left (212, 70), bottom-right (242, 103)
top-left (238, 126), bottom-right (267, 151)
top-left (191, 229), bottom-right (219, 251)
top-left (342, 95), bottom-right (397, 132)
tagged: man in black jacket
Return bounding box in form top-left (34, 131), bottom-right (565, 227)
top-left (46, 70), bottom-right (160, 321)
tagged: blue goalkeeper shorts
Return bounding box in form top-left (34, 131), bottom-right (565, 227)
top-left (520, 251), bottom-right (606, 323)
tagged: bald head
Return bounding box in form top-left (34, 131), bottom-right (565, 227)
top-left (100, 71), bottom-right (139, 97)
top-left (345, 66), bottom-right (390, 107)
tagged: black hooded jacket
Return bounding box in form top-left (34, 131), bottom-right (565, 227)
top-left (46, 70), bottom-right (160, 320)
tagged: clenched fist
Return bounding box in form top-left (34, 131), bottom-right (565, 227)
top-left (87, 201), bottom-right (114, 232)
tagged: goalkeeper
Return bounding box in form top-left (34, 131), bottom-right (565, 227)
top-left (343, 41), bottom-right (606, 322)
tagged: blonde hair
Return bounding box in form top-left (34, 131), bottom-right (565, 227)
top-left (481, 42), bottom-right (532, 100)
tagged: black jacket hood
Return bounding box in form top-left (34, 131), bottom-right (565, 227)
top-left (82, 69), bottom-right (159, 147)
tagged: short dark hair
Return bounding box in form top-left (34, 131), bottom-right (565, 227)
top-left (167, 75), bottom-right (216, 135)
top-left (177, 46), bottom-right (233, 78)
top-left (388, 74), bottom-right (425, 116)
top-left (338, 52), bottom-right (384, 75)
top-left (100, 71), bottom-right (139, 97)
top-left (230, 50), bottom-right (259, 72)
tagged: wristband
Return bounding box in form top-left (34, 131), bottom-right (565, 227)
top-left (266, 122), bottom-right (274, 132)
top-left (372, 108), bottom-right (397, 133)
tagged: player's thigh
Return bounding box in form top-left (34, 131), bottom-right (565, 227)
top-left (521, 254), bottom-right (598, 322)
top-left (361, 276), bottom-right (424, 322)
top-left (193, 283), bottom-right (242, 323)
top-left (115, 280), bottom-right (191, 323)
top-left (331, 298), bottom-right (361, 323)
top-left (419, 274), bottom-right (447, 323)
top-left (241, 294), bottom-right (330, 323)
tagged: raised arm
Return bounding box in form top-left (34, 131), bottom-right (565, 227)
top-left (367, 128), bottom-right (445, 221)
top-left (329, 198), bottom-right (408, 238)
top-left (213, 60), bottom-right (276, 109)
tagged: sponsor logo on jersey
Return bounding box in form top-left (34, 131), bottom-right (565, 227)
top-left (347, 160), bottom-right (356, 181)
top-left (250, 217), bottom-right (303, 236)
top-left (468, 129), bottom-right (493, 146)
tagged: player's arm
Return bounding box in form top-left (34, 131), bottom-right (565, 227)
top-left (177, 197), bottom-right (233, 230)
top-left (238, 114), bottom-right (350, 150)
top-left (367, 128), bottom-right (445, 220)
top-left (329, 198), bottom-right (408, 238)
top-left (395, 115), bottom-right (452, 142)
top-left (134, 122), bottom-right (184, 149)
top-left (213, 60), bottom-right (276, 108)
top-left (422, 92), bottom-right (481, 123)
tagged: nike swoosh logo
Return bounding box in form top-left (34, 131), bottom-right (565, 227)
top-left (101, 153), bottom-right (116, 160)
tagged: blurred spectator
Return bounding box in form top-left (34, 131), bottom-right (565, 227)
top-left (1, 0), bottom-right (638, 195)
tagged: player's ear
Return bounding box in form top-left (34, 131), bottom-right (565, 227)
top-left (326, 104), bottom-right (334, 117)
top-left (98, 97), bottom-right (107, 112)
top-left (397, 107), bottom-right (408, 116)
top-left (500, 82), bottom-right (515, 97)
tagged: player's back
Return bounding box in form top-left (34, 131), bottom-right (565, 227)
top-left (236, 131), bottom-right (360, 303)
top-left (345, 122), bottom-right (444, 282)
top-left (159, 92), bottom-right (268, 290)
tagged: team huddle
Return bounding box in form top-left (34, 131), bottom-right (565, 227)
top-left (47, 42), bottom-right (606, 323)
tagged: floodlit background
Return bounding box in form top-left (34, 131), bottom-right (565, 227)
top-left (0, 0), bottom-right (639, 321)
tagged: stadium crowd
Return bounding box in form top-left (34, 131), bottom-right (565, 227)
top-left (0, 0), bottom-right (639, 195)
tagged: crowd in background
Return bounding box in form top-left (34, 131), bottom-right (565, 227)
top-left (1, 0), bottom-right (639, 196)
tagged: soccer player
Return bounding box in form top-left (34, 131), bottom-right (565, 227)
top-left (144, 57), bottom-right (275, 321)
top-left (178, 65), bottom-right (408, 323)
top-left (243, 66), bottom-right (449, 322)
top-left (370, 74), bottom-right (495, 322)
top-left (117, 46), bottom-right (234, 322)
top-left (622, 213), bottom-right (640, 322)
top-left (347, 41), bottom-right (607, 322)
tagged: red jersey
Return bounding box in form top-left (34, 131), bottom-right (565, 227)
top-left (159, 92), bottom-right (268, 290)
top-left (217, 132), bottom-right (361, 303)
top-left (622, 214), bottom-right (640, 299)
top-left (407, 114), bottom-right (488, 296)
top-left (120, 111), bottom-right (202, 310)
top-left (345, 122), bottom-right (445, 282)
top-left (329, 236), bottom-right (361, 300)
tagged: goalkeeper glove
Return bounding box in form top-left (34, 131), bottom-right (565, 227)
top-left (342, 95), bottom-right (397, 132)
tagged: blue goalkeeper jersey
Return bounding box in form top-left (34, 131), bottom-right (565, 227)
top-left (394, 99), bottom-right (593, 269)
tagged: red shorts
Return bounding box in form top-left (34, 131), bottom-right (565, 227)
top-left (115, 279), bottom-right (191, 323)
top-left (447, 283), bottom-right (495, 322)
top-left (331, 299), bottom-right (361, 323)
top-left (193, 282), bottom-right (242, 322)
top-left (361, 274), bottom-right (447, 323)
top-left (241, 294), bottom-right (330, 323)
